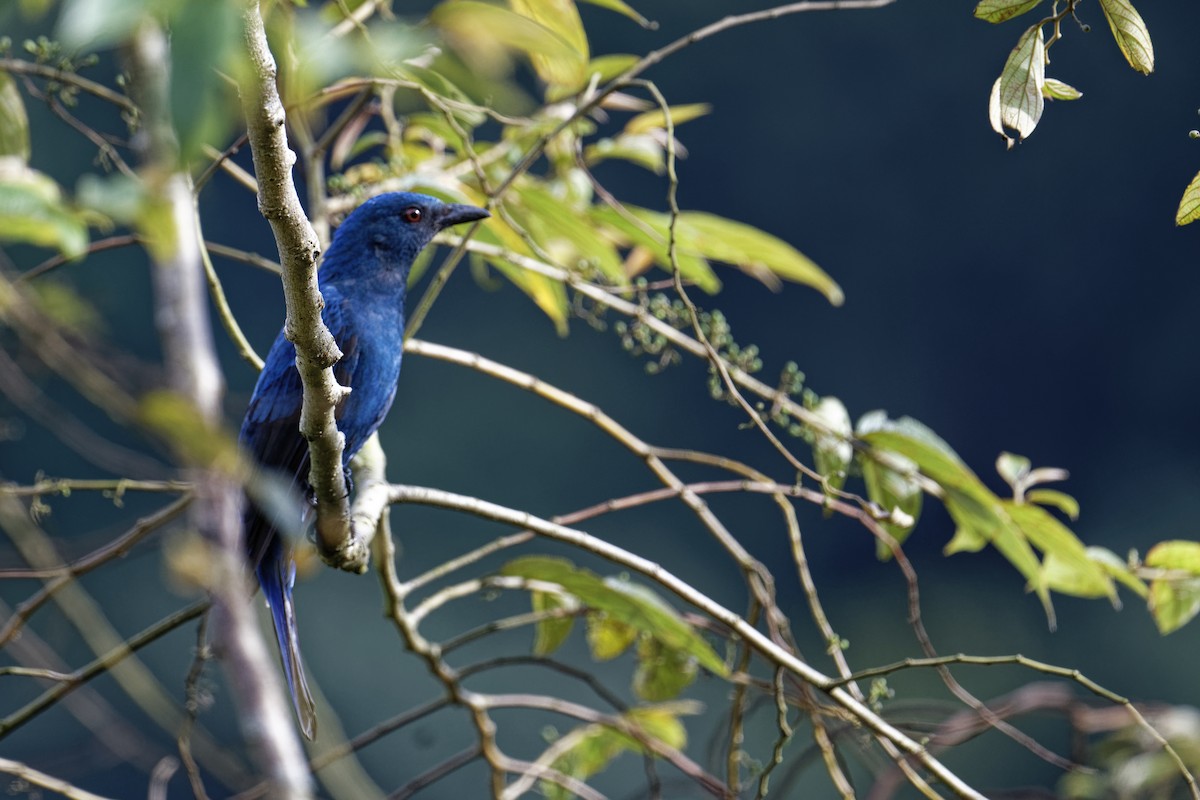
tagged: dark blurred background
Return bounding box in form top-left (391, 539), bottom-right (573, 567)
top-left (2, 1), bottom-right (1200, 797)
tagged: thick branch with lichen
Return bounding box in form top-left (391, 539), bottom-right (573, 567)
top-left (238, 0), bottom-right (355, 567)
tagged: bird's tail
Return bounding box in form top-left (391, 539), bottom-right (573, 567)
top-left (257, 546), bottom-right (318, 740)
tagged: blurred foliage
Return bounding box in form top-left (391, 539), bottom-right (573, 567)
top-left (3, 0), bottom-right (1200, 796)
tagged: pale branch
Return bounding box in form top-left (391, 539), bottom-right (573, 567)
top-left (0, 57), bottom-right (138, 113)
top-left (383, 483), bottom-right (987, 800)
top-left (0, 496), bottom-right (190, 644)
top-left (131, 17), bottom-right (314, 798)
top-left (373, 521), bottom-right (508, 796)
top-left (239, 0), bottom-right (353, 566)
top-left (0, 597), bottom-right (208, 737)
top-left (0, 756), bottom-right (117, 800)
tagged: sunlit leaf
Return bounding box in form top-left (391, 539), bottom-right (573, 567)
top-left (861, 416), bottom-right (1051, 617)
top-left (1086, 546), bottom-right (1147, 598)
top-left (508, 183), bottom-right (625, 282)
top-left (500, 556), bottom-right (727, 675)
top-left (590, 204), bottom-right (721, 293)
top-left (624, 103), bottom-right (711, 135)
top-left (859, 452), bottom-right (922, 559)
top-left (996, 451), bottom-right (1031, 490)
top-left (434, 1), bottom-right (586, 89)
top-left (168, 0), bottom-right (245, 164)
top-left (585, 53), bottom-right (639, 83)
top-left (0, 158), bottom-right (88, 257)
top-left (1026, 488), bottom-right (1079, 520)
top-left (674, 212), bottom-right (843, 304)
top-left (1146, 541), bottom-right (1200, 574)
top-left (584, 134), bottom-right (665, 174)
top-left (543, 704), bottom-right (694, 799)
top-left (990, 23), bottom-right (1045, 143)
top-left (56, 0), bottom-right (152, 48)
top-left (586, 613), bottom-right (637, 660)
top-left (811, 396), bottom-right (852, 493)
top-left (577, 0), bottom-right (653, 28)
top-left (1175, 169), bottom-right (1200, 226)
top-left (1149, 577), bottom-right (1200, 634)
top-left (1042, 78), bottom-right (1082, 101)
top-left (1097, 0), bottom-right (1154, 75)
top-left (0, 74), bottom-right (30, 161)
top-left (533, 590), bottom-right (576, 656)
top-left (974, 0), bottom-right (1042, 23)
top-left (1006, 501), bottom-right (1113, 599)
top-left (633, 637), bottom-right (696, 701)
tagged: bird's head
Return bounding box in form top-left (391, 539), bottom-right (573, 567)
top-left (319, 192), bottom-right (490, 284)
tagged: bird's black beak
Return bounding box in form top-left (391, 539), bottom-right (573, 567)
top-left (435, 203), bottom-right (490, 230)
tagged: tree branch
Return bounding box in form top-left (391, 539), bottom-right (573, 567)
top-left (239, 0), bottom-right (354, 566)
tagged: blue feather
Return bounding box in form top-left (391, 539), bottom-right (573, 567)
top-left (239, 193), bottom-right (489, 739)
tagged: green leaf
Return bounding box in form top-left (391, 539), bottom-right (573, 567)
top-left (0, 158), bottom-right (88, 257)
top-left (533, 590), bottom-right (576, 656)
top-left (1149, 577), bottom-right (1200, 634)
top-left (989, 23), bottom-right (1046, 143)
top-left (499, 556), bottom-right (728, 675)
top-left (973, 0), bottom-right (1042, 23)
top-left (584, 134), bottom-right (666, 174)
top-left (624, 103), bottom-right (711, 135)
top-left (811, 396), bottom-right (852, 493)
top-left (1006, 501), bottom-right (1113, 599)
top-left (861, 416), bottom-right (1052, 617)
top-left (1042, 77), bottom-right (1082, 101)
top-left (585, 613), bottom-right (637, 660)
top-left (633, 637), bottom-right (696, 701)
top-left (0, 74), bottom-right (31, 161)
top-left (674, 212), bottom-right (843, 305)
top-left (1026, 488), bottom-right (1079, 520)
top-left (576, 0), bottom-right (653, 28)
top-left (56, 0), bottom-right (152, 49)
top-left (1097, 0), bottom-right (1154, 75)
top-left (590, 204), bottom-right (721, 293)
top-left (585, 53), bottom-right (639, 83)
top-left (859, 450), bottom-right (923, 559)
top-left (1175, 169), bottom-right (1200, 226)
top-left (996, 451), bottom-right (1031, 490)
top-left (508, 183), bottom-right (626, 283)
top-left (543, 704), bottom-right (693, 799)
top-left (1146, 540), bottom-right (1200, 574)
top-left (434, 1), bottom-right (586, 89)
top-left (1086, 546), bottom-right (1147, 599)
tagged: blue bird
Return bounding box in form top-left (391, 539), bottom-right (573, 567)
top-left (239, 192), bottom-right (489, 739)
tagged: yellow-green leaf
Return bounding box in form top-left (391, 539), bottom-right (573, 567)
top-left (1149, 577), bottom-right (1200, 634)
top-left (585, 53), bottom-right (639, 83)
top-left (585, 613), bottom-right (637, 660)
top-left (633, 637), bottom-right (696, 701)
top-left (1042, 77), bottom-right (1082, 101)
top-left (577, 0), bottom-right (652, 28)
top-left (1026, 488), bottom-right (1079, 520)
top-left (1086, 546), bottom-right (1147, 599)
top-left (990, 23), bottom-right (1045, 143)
top-left (1146, 540), bottom-right (1200, 574)
top-left (533, 590), bottom-right (576, 656)
top-left (500, 556), bottom-right (728, 675)
top-left (1097, 0), bottom-right (1154, 75)
top-left (1007, 501), bottom-right (1112, 599)
top-left (675, 212), bottom-right (843, 305)
top-left (0, 158), bottom-right (88, 258)
top-left (624, 103), bottom-right (711, 135)
top-left (0, 74), bottom-right (30, 161)
top-left (590, 204), bottom-right (721, 292)
top-left (973, 0), bottom-right (1042, 23)
top-left (433, 1), bottom-right (585, 88)
top-left (1175, 169), bottom-right (1200, 226)
top-left (811, 396), bottom-right (852, 493)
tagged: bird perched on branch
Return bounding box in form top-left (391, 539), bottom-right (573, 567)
top-left (239, 192), bottom-right (489, 739)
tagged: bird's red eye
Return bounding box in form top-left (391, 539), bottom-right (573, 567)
top-left (401, 207), bottom-right (423, 223)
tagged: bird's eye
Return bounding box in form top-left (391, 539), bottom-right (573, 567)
top-left (401, 207), bottom-right (423, 224)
